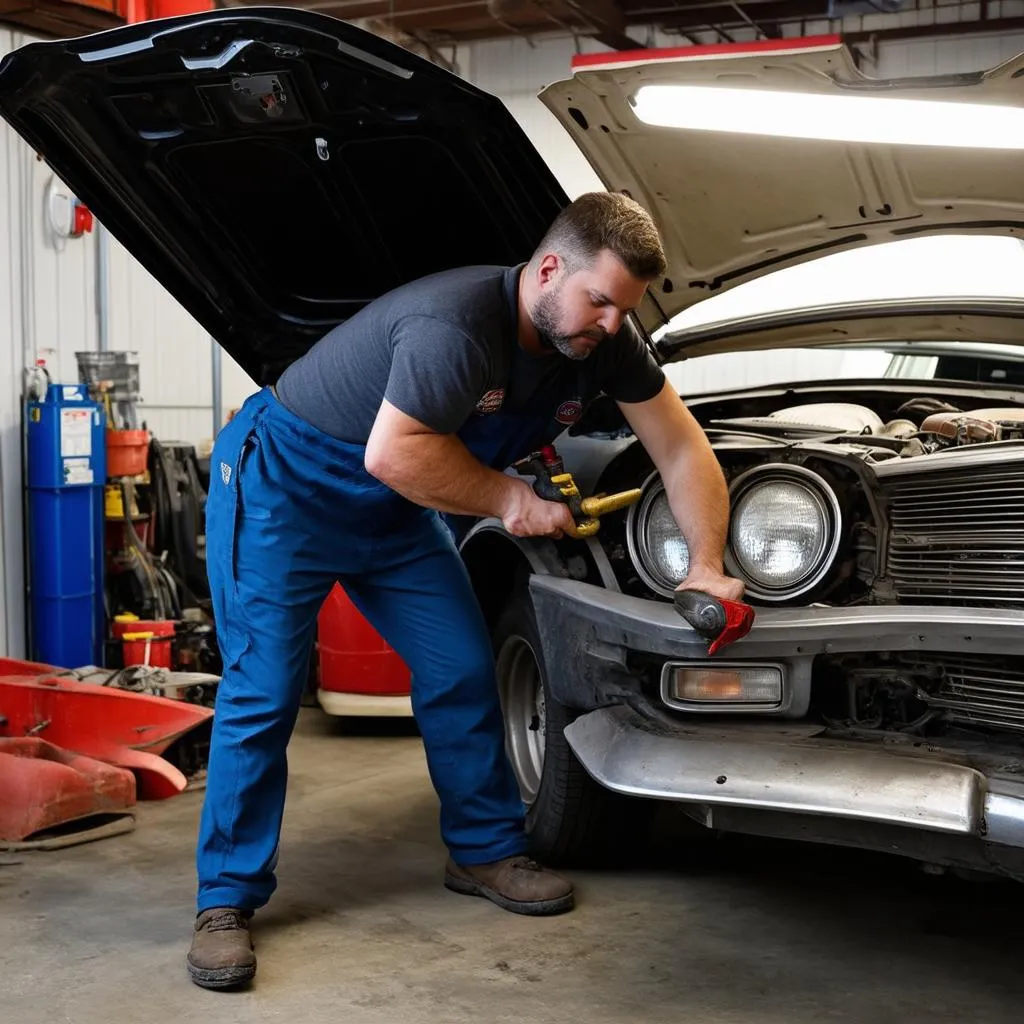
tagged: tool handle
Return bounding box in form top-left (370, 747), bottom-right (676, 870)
top-left (511, 447), bottom-right (642, 539)
top-left (674, 589), bottom-right (727, 638)
top-left (528, 470), bottom-right (574, 508)
top-left (513, 449), bottom-right (586, 520)
top-left (673, 590), bottom-right (756, 655)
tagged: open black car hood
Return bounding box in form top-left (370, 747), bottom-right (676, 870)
top-left (0, 8), bottom-right (568, 384)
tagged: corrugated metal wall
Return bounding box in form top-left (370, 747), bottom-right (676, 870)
top-left (3, 18), bottom-right (1024, 654)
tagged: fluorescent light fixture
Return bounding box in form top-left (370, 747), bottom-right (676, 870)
top-left (631, 85), bottom-right (1024, 149)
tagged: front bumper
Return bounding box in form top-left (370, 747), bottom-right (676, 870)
top-left (564, 704), bottom-right (1024, 853)
top-left (528, 574), bottom-right (1024, 714)
top-left (529, 575), bottom-right (1024, 863)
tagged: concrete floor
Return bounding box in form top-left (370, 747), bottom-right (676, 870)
top-left (3, 708), bottom-right (1024, 1024)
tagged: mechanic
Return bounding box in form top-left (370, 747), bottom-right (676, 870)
top-left (187, 191), bottom-right (744, 990)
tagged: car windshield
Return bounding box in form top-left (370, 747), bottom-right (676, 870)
top-left (659, 235), bottom-right (1024, 395)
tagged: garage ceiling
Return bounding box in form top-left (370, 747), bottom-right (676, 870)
top-left (222, 0), bottom-right (1024, 52)
top-left (0, 0), bottom-right (121, 37)
top-left (0, 0), bottom-right (1020, 62)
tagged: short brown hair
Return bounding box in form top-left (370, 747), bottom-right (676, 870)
top-left (531, 191), bottom-right (666, 281)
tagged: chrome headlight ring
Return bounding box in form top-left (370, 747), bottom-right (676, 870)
top-left (725, 463), bottom-right (842, 603)
top-left (626, 471), bottom-right (690, 599)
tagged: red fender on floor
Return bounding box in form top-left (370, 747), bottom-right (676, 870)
top-left (0, 737), bottom-right (136, 844)
top-left (0, 658), bottom-right (213, 799)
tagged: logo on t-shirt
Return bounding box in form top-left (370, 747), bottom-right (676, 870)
top-left (475, 388), bottom-right (505, 415)
top-left (555, 398), bottom-right (583, 425)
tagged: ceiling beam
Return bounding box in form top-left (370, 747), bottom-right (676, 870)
top-left (843, 12), bottom-right (1024, 43)
top-left (487, 0), bottom-right (642, 48)
top-left (298, 0), bottom-right (642, 46)
top-left (624, 0), bottom-right (825, 30)
top-left (626, 0), bottom-right (1024, 37)
top-left (293, 0), bottom-right (487, 20)
top-left (725, 0), bottom-right (780, 38)
top-left (561, 0), bottom-right (644, 48)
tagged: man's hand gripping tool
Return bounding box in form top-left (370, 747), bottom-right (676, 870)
top-left (513, 445), bottom-right (642, 539)
top-left (673, 589), bottom-right (755, 655)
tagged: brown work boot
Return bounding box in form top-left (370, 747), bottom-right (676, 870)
top-left (444, 855), bottom-right (574, 915)
top-left (186, 907), bottom-right (256, 989)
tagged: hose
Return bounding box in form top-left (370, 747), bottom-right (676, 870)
top-left (119, 479), bottom-right (169, 620)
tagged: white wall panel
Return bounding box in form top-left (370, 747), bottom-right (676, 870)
top-left (106, 234), bottom-right (213, 444)
top-left (221, 351), bottom-right (259, 423)
top-left (878, 29), bottom-right (1024, 76)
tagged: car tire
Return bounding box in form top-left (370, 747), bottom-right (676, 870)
top-left (491, 585), bottom-right (650, 867)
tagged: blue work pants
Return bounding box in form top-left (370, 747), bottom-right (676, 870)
top-left (195, 388), bottom-right (526, 912)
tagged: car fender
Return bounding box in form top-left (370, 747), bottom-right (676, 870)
top-left (458, 519), bottom-right (567, 630)
top-left (459, 517), bottom-right (619, 622)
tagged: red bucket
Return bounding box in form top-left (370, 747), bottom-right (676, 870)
top-left (107, 429), bottom-right (150, 478)
top-left (119, 620), bottom-right (175, 669)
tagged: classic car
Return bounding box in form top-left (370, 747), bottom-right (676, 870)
top-left (5, 9), bottom-right (1024, 881)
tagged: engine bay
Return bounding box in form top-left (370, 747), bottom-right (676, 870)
top-left (579, 377), bottom-right (1024, 615)
top-left (709, 397), bottom-right (1024, 459)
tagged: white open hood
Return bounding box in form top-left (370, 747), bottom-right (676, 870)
top-left (539, 36), bottom-right (1024, 331)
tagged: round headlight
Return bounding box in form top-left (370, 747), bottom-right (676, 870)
top-left (727, 466), bottom-right (840, 601)
top-left (626, 478), bottom-right (690, 597)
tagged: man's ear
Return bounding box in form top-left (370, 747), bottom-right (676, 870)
top-left (536, 252), bottom-right (562, 288)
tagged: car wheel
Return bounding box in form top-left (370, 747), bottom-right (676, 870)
top-left (492, 585), bottom-right (649, 867)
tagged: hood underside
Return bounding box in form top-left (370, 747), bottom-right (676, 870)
top-left (540, 37), bottom-right (1024, 326)
top-left (0, 8), bottom-right (568, 384)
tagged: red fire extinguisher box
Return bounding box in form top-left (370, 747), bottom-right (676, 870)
top-left (316, 583), bottom-right (412, 717)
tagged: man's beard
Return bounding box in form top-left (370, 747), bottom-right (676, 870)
top-left (532, 287), bottom-right (606, 361)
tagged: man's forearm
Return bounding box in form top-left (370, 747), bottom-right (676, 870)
top-left (660, 442), bottom-right (730, 572)
top-left (365, 428), bottom-right (522, 518)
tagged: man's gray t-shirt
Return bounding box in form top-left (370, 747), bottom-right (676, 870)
top-left (275, 264), bottom-right (665, 460)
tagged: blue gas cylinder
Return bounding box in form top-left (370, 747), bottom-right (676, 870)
top-left (26, 384), bottom-right (107, 668)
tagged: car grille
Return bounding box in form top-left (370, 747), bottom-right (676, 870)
top-left (883, 466), bottom-right (1024, 607)
top-left (922, 655), bottom-right (1024, 734)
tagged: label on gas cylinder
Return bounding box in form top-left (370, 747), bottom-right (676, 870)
top-left (63, 458), bottom-right (93, 485)
top-left (60, 407), bottom-right (92, 458)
